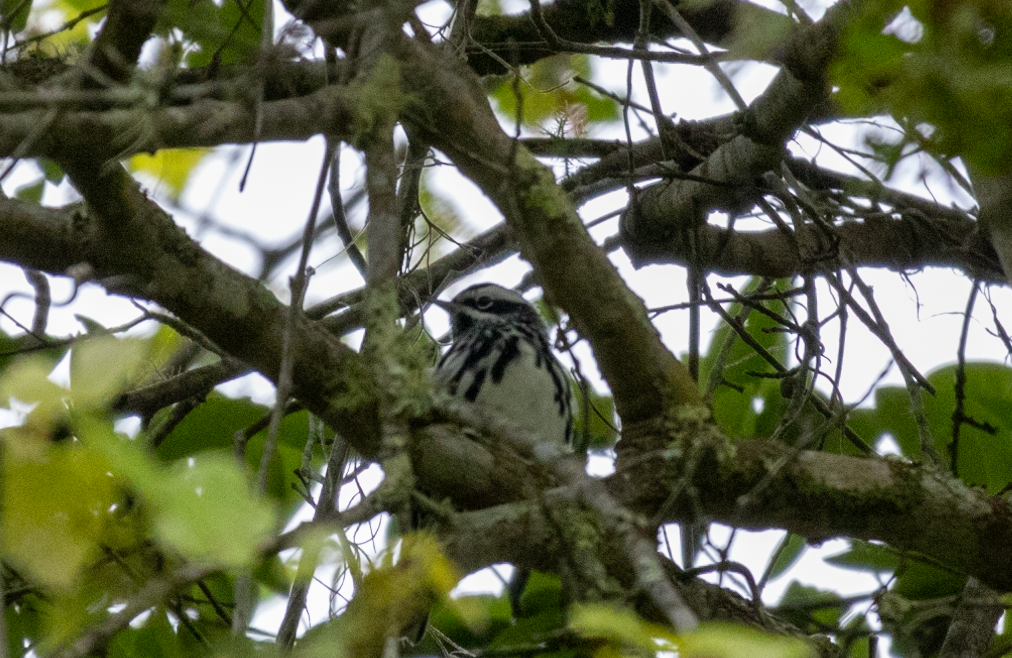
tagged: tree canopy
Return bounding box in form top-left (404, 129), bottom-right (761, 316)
top-left (2, 0), bottom-right (1012, 657)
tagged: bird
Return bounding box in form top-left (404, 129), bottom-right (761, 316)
top-left (433, 282), bottom-right (573, 450)
top-left (431, 282), bottom-right (574, 623)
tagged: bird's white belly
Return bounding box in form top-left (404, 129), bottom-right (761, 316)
top-left (438, 341), bottom-right (569, 446)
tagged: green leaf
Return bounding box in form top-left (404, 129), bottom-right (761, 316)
top-left (831, 2), bottom-right (1012, 173)
top-left (776, 582), bottom-right (848, 635)
top-left (572, 386), bottom-right (618, 451)
top-left (108, 610), bottom-right (181, 658)
top-left (156, 393), bottom-right (266, 458)
top-left (569, 603), bottom-right (676, 652)
top-left (157, 396), bottom-right (311, 510)
top-left (421, 594), bottom-right (507, 651)
top-left (518, 570), bottom-right (563, 619)
top-left (159, 0), bottom-right (266, 68)
top-left (763, 533), bottom-right (807, 584)
top-left (680, 623), bottom-right (814, 658)
top-left (5, 592), bottom-right (43, 658)
top-left (1, 444), bottom-right (117, 589)
top-left (698, 278), bottom-right (792, 441)
top-left (824, 540), bottom-right (900, 573)
top-left (38, 158), bottom-right (65, 184)
top-left (14, 177), bottom-right (44, 204)
top-left (74, 314), bottom-right (112, 334)
top-left (0, 328), bottom-right (68, 378)
top-left (490, 54), bottom-right (618, 131)
top-left (0, 355), bottom-right (72, 449)
top-left (69, 335), bottom-right (147, 409)
top-left (149, 452), bottom-right (275, 569)
top-left (892, 558), bottom-right (966, 601)
top-left (1, 0), bottom-right (33, 33)
top-left (842, 362), bottom-right (1012, 491)
top-left (127, 149), bottom-right (209, 202)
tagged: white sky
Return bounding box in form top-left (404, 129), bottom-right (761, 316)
top-left (0, 0), bottom-right (1006, 653)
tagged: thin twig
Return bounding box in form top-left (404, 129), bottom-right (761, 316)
top-left (278, 434), bottom-right (349, 651)
top-left (328, 140), bottom-right (368, 277)
top-left (233, 142), bottom-right (335, 638)
top-left (950, 281), bottom-right (979, 477)
top-left (683, 560), bottom-right (760, 611)
top-left (635, 0), bottom-right (674, 159)
top-left (826, 268), bottom-right (941, 464)
top-left (702, 301), bottom-right (753, 404)
top-left (23, 269), bottom-right (49, 337)
top-left (702, 285), bottom-right (875, 456)
top-left (652, 0), bottom-right (747, 110)
top-left (11, 3), bottom-right (107, 50)
top-left (822, 270), bottom-right (935, 394)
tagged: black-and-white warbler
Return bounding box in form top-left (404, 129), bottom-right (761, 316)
top-left (434, 283), bottom-right (573, 449)
top-left (429, 283), bottom-right (574, 624)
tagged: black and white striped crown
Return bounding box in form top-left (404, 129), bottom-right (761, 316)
top-left (441, 283), bottom-right (546, 339)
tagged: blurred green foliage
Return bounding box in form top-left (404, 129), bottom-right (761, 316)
top-left (832, 1), bottom-right (1012, 174)
top-left (490, 54), bottom-right (619, 134)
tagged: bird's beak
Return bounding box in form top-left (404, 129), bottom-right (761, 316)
top-left (431, 298), bottom-right (454, 311)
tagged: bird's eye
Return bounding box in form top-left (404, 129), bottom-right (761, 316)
top-left (475, 296), bottom-right (493, 311)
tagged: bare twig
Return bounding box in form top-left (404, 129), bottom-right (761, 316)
top-left (950, 281), bottom-right (979, 476)
top-left (234, 142), bottom-right (336, 638)
top-left (23, 268), bottom-right (49, 337)
top-left (328, 140), bottom-right (368, 278)
top-left (652, 0), bottom-right (747, 110)
top-left (825, 268), bottom-right (940, 464)
top-left (278, 434), bottom-right (349, 651)
top-left (702, 284), bottom-right (875, 456)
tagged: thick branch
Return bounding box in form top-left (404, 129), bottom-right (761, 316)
top-left (618, 211), bottom-right (1002, 283)
top-left (0, 183), bottom-right (382, 456)
top-left (112, 358), bottom-right (250, 417)
top-left (86, 0), bottom-right (165, 85)
top-left (376, 32), bottom-right (701, 420)
top-left (414, 419), bottom-right (1012, 594)
top-left (937, 578), bottom-right (1003, 658)
top-left (465, 0), bottom-right (795, 75)
top-left (6, 192), bottom-right (1012, 597)
top-left (620, 1), bottom-right (852, 262)
top-left (0, 84), bottom-right (358, 162)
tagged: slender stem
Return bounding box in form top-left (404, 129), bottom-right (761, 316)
top-left (278, 434), bottom-right (349, 651)
top-left (950, 280), bottom-right (979, 477)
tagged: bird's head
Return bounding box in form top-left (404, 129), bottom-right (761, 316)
top-left (434, 283), bottom-right (543, 338)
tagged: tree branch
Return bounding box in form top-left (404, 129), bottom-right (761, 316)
top-left (620, 1), bottom-right (852, 262)
top-left (85, 0), bottom-right (166, 85)
top-left (416, 419), bottom-right (1012, 594)
top-left (616, 209), bottom-right (1001, 283)
top-left (0, 83), bottom-right (359, 162)
top-left (385, 31), bottom-right (701, 420)
top-left (465, 0), bottom-right (795, 75)
top-left (0, 175), bottom-right (383, 456)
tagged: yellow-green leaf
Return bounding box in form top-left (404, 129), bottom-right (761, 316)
top-left (1, 446), bottom-right (116, 589)
top-left (149, 453), bottom-right (275, 569)
top-left (128, 149), bottom-right (209, 202)
top-left (680, 623), bottom-right (814, 658)
top-left (569, 603), bottom-right (677, 652)
top-left (69, 336), bottom-right (147, 409)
